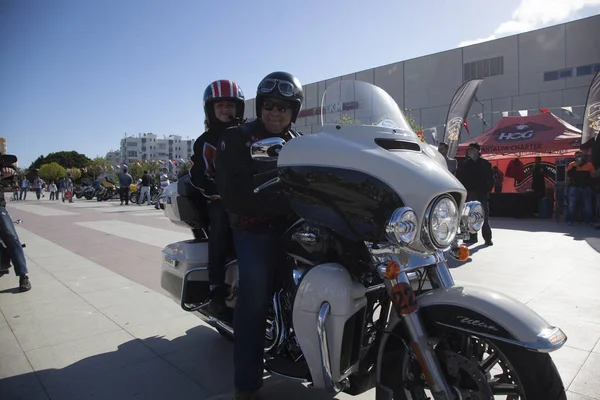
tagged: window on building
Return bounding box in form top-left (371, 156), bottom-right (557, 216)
top-left (544, 71), bottom-right (559, 81)
top-left (594, 64), bottom-right (600, 73)
top-left (558, 69), bottom-right (573, 78)
top-left (577, 65), bottom-right (593, 76)
top-left (463, 56), bottom-right (504, 81)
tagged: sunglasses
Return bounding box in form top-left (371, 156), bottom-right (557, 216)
top-left (258, 79), bottom-right (296, 97)
top-left (262, 100), bottom-right (291, 113)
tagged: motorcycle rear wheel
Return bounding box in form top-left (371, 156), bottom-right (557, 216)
top-left (387, 331), bottom-right (566, 400)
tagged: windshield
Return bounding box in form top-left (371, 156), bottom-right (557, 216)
top-left (320, 80), bottom-right (416, 137)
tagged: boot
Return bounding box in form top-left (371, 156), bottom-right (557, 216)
top-left (206, 285), bottom-right (228, 315)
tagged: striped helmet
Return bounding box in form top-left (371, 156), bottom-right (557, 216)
top-left (203, 80), bottom-right (245, 126)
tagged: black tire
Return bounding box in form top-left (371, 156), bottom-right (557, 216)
top-left (494, 341), bottom-right (566, 400)
top-left (130, 192), bottom-right (138, 204)
top-left (386, 333), bottom-right (566, 400)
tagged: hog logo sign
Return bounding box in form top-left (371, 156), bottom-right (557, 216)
top-left (494, 123), bottom-right (552, 142)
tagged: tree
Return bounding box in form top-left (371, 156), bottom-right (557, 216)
top-left (403, 109), bottom-right (423, 133)
top-left (338, 114), bottom-right (361, 125)
top-left (29, 151), bottom-right (91, 170)
top-left (39, 162), bottom-right (66, 182)
top-left (86, 157), bottom-right (112, 180)
top-left (177, 162), bottom-right (191, 178)
top-left (143, 160), bottom-right (163, 174)
top-left (66, 168), bottom-right (82, 181)
top-left (126, 160), bottom-right (145, 180)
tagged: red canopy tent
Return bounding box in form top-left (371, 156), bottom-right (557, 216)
top-left (456, 112), bottom-right (582, 157)
top-left (456, 113), bottom-right (582, 194)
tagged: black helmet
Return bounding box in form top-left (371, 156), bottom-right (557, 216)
top-left (203, 80), bottom-right (245, 127)
top-left (256, 72), bottom-right (304, 123)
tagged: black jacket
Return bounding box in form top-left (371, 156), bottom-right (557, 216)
top-left (141, 174), bottom-right (152, 187)
top-left (215, 119), bottom-right (298, 229)
top-left (458, 156), bottom-right (495, 198)
top-left (189, 123), bottom-right (233, 198)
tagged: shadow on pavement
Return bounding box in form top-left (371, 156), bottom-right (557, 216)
top-left (489, 217), bottom-right (600, 253)
top-left (0, 324), bottom-right (344, 400)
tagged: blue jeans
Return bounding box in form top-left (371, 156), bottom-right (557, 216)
top-left (232, 228), bottom-right (282, 392)
top-left (566, 186), bottom-right (593, 224)
top-left (207, 200), bottom-right (231, 286)
top-left (0, 207), bottom-right (28, 276)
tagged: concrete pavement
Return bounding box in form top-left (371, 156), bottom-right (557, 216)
top-left (1, 198), bottom-right (600, 399)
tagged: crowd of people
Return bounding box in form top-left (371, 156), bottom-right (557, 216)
top-left (11, 173), bottom-right (75, 202)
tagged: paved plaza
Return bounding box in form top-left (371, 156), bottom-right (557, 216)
top-left (1, 197), bottom-right (600, 399)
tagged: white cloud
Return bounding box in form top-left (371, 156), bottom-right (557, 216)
top-left (459, 0), bottom-right (600, 47)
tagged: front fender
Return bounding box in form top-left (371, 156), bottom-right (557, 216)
top-left (419, 286), bottom-right (567, 352)
top-left (375, 285), bottom-right (567, 399)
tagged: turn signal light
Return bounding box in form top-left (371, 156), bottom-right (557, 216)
top-left (457, 246), bottom-right (469, 261)
top-left (385, 260), bottom-right (400, 279)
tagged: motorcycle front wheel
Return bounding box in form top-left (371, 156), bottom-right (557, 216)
top-left (385, 330), bottom-right (566, 400)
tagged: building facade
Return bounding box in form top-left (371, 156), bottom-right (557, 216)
top-left (114, 133), bottom-right (195, 166)
top-left (243, 15), bottom-right (600, 143)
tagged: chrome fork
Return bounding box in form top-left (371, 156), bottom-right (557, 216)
top-left (378, 254), bottom-right (455, 400)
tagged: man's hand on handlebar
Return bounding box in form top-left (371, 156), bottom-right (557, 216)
top-left (1, 168), bottom-right (15, 179)
top-left (199, 188), bottom-right (220, 201)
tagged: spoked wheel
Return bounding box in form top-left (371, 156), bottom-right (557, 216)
top-left (387, 330), bottom-right (566, 400)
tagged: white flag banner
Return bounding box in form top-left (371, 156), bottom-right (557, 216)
top-left (561, 106), bottom-right (573, 115)
top-left (502, 111), bottom-right (508, 117)
top-left (518, 110), bottom-right (528, 117)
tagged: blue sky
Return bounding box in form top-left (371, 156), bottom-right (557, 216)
top-left (2, 0), bottom-right (599, 167)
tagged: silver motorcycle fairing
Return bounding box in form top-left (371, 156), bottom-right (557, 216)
top-left (277, 124), bottom-right (466, 253)
top-left (292, 262), bottom-right (368, 391)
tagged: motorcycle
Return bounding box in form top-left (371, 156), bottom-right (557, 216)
top-left (160, 81), bottom-right (567, 399)
top-left (74, 182), bottom-right (89, 199)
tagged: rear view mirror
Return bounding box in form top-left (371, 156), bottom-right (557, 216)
top-left (250, 137), bottom-right (286, 162)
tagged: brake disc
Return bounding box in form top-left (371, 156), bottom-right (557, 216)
top-left (438, 350), bottom-right (494, 399)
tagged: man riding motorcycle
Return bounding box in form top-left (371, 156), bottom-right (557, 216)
top-left (189, 79), bottom-right (245, 315)
top-left (215, 71), bottom-right (303, 400)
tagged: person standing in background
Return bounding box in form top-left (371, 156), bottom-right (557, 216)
top-left (19, 177), bottom-right (29, 200)
top-left (118, 168), bottom-right (133, 206)
top-left (457, 143), bottom-right (495, 246)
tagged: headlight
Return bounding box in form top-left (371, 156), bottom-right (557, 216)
top-left (385, 207), bottom-right (418, 244)
top-left (462, 201), bottom-right (484, 233)
top-left (423, 195), bottom-right (459, 250)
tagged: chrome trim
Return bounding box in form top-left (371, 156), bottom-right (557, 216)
top-left (365, 283), bottom-right (385, 293)
top-left (317, 302), bottom-right (346, 393)
top-left (250, 137), bottom-right (286, 161)
top-left (265, 367), bottom-right (309, 383)
top-left (461, 201), bottom-right (484, 233)
top-left (435, 322), bottom-right (567, 353)
top-left (385, 207), bottom-right (418, 245)
top-left (265, 293), bottom-right (282, 352)
top-left (253, 177), bottom-right (280, 194)
top-left (180, 265), bottom-right (209, 312)
top-left (196, 311), bottom-right (234, 336)
top-left (291, 232), bottom-right (318, 245)
top-left (421, 194), bottom-right (460, 252)
top-left (428, 258), bottom-right (455, 288)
